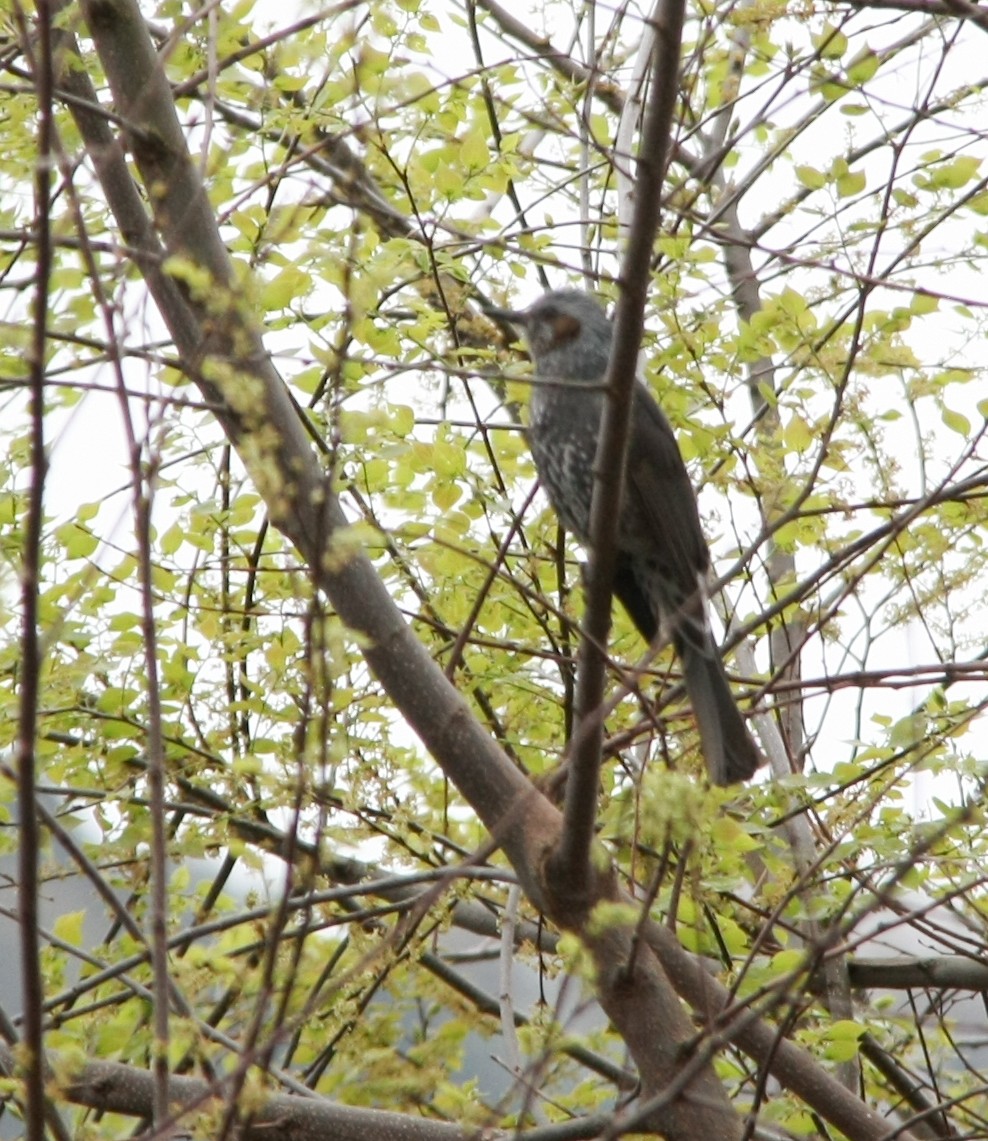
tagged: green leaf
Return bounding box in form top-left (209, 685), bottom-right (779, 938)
top-left (813, 24), bottom-right (848, 59)
top-left (795, 164), bottom-right (826, 190)
top-left (391, 404), bottom-right (415, 437)
top-left (829, 1019), bottom-right (867, 1040)
top-left (783, 414), bottom-right (813, 452)
top-left (941, 406), bottom-right (971, 436)
top-left (711, 816), bottom-right (761, 853)
top-left (836, 168), bottom-right (866, 197)
top-left (262, 264), bottom-right (311, 311)
top-left (459, 127), bottom-right (489, 171)
top-left (54, 522), bottom-right (98, 560)
top-left (53, 910), bottom-right (86, 946)
top-left (936, 154), bottom-right (981, 189)
top-left (770, 949), bottom-right (806, 975)
top-left (161, 522), bottom-right (185, 556)
top-left (846, 51), bottom-right (879, 85)
top-left (822, 1020), bottom-right (866, 1060)
top-left (910, 291), bottom-right (938, 315)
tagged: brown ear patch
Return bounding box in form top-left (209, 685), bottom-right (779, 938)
top-left (550, 312), bottom-right (581, 345)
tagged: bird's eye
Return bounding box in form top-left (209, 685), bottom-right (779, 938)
top-left (549, 312), bottom-right (581, 343)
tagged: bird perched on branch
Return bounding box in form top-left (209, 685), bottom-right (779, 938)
top-left (488, 289), bottom-right (760, 786)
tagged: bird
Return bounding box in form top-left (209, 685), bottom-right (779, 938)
top-left (487, 288), bottom-right (760, 785)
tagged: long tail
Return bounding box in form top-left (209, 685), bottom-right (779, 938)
top-left (680, 640), bottom-right (761, 785)
top-left (614, 559), bottom-right (761, 784)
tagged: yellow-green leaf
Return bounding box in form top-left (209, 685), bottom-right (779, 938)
top-left (837, 168), bottom-right (866, 197)
top-left (941, 406), bottom-right (971, 436)
top-left (795, 164), bottom-right (826, 190)
top-left (460, 127), bottom-right (489, 171)
top-left (53, 910), bottom-right (86, 946)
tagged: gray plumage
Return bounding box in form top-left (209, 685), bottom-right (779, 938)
top-left (490, 289), bottom-right (760, 785)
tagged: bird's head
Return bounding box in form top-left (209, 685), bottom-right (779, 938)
top-left (487, 289), bottom-right (612, 380)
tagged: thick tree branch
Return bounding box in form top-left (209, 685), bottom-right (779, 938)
top-left (844, 0), bottom-right (988, 29)
top-left (15, 4), bottom-right (61, 1139)
top-left (56, 1052), bottom-right (496, 1141)
top-left (848, 955), bottom-right (988, 990)
top-left (474, 0), bottom-right (627, 115)
top-left (644, 921), bottom-right (922, 1141)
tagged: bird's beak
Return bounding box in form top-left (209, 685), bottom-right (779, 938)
top-left (484, 303), bottom-right (529, 326)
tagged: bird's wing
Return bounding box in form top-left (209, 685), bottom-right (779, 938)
top-left (623, 384), bottom-right (711, 598)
